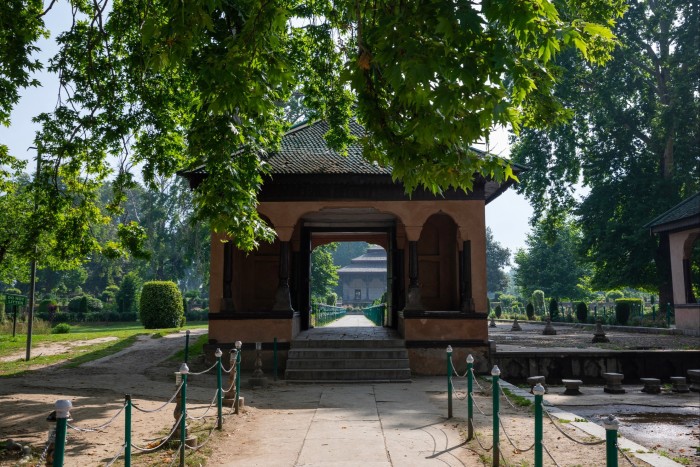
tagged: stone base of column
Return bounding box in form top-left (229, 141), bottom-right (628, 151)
top-left (403, 286), bottom-right (423, 311)
top-left (272, 285), bottom-right (293, 311)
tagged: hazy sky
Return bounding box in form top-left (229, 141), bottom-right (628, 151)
top-left (0, 3), bottom-right (534, 261)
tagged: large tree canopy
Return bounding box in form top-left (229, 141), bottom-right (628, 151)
top-left (511, 0), bottom-right (699, 302)
top-left (1, 0), bottom-right (626, 273)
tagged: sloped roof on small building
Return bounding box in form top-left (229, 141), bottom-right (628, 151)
top-left (338, 245), bottom-right (387, 275)
top-left (645, 193), bottom-right (700, 233)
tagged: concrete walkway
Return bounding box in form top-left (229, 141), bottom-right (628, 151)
top-left (213, 378), bottom-right (471, 466)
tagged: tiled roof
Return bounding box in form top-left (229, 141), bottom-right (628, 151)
top-left (646, 193), bottom-right (700, 231)
top-left (266, 120), bottom-right (391, 175)
top-left (338, 245), bottom-right (387, 274)
top-left (338, 266), bottom-right (387, 274)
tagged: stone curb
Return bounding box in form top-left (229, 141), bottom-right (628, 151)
top-left (493, 319), bottom-right (699, 337)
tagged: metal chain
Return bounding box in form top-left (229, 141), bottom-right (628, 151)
top-left (542, 442), bottom-right (563, 467)
top-left (132, 414), bottom-right (183, 453)
top-left (184, 423), bottom-right (217, 451)
top-left (471, 369), bottom-right (492, 392)
top-left (68, 402), bottom-right (127, 432)
top-left (542, 405), bottom-right (606, 445)
top-left (104, 444), bottom-right (125, 467)
top-left (499, 417), bottom-right (534, 452)
top-left (221, 362), bottom-right (234, 374)
top-left (472, 426), bottom-right (494, 452)
top-left (168, 443), bottom-right (182, 467)
top-left (449, 356), bottom-right (469, 378)
top-left (449, 377), bottom-right (468, 401)
top-left (35, 427), bottom-right (55, 467)
top-left (188, 362), bottom-right (218, 376)
top-left (187, 389), bottom-right (219, 421)
top-left (499, 448), bottom-right (512, 467)
top-left (223, 376), bottom-right (236, 393)
top-left (498, 383), bottom-right (519, 410)
top-left (132, 382), bottom-right (183, 413)
top-left (470, 393), bottom-right (493, 417)
top-left (618, 446), bottom-right (639, 466)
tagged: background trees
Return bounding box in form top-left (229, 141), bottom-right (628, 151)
top-left (486, 227), bottom-right (510, 294)
top-left (511, 0), bottom-right (699, 303)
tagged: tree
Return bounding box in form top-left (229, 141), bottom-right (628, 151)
top-left (511, 0), bottom-right (700, 304)
top-left (0, 0), bottom-right (626, 272)
top-left (311, 244), bottom-right (339, 301)
top-left (514, 221), bottom-right (590, 300)
top-left (486, 227), bottom-right (510, 294)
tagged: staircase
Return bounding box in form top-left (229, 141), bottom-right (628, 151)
top-left (285, 338), bottom-right (412, 383)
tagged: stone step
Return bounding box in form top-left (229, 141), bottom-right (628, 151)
top-left (286, 358), bottom-right (410, 370)
top-left (285, 368), bottom-right (412, 381)
top-left (290, 339), bottom-right (406, 349)
top-left (287, 348), bottom-right (409, 360)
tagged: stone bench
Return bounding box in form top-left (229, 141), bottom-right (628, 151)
top-left (527, 376), bottom-right (548, 394)
top-left (602, 372), bottom-right (625, 394)
top-left (562, 379), bottom-right (583, 395)
top-left (688, 370), bottom-right (700, 392)
top-left (640, 378), bottom-right (661, 394)
top-left (670, 376), bottom-right (690, 393)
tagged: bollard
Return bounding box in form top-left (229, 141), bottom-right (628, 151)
top-left (234, 340), bottom-right (242, 414)
top-left (125, 394), bottom-right (132, 467)
top-left (652, 304), bottom-right (656, 321)
top-left (53, 399), bottom-right (72, 467)
top-left (603, 415), bottom-right (619, 467)
top-left (184, 330), bottom-right (191, 364)
top-left (215, 348), bottom-right (223, 430)
top-left (594, 304), bottom-right (597, 320)
top-left (446, 346), bottom-right (453, 419)
top-left (179, 362), bottom-right (189, 467)
top-left (492, 365), bottom-right (501, 467)
top-left (466, 354), bottom-right (474, 441)
top-left (533, 383), bottom-right (544, 467)
top-left (273, 337), bottom-right (278, 381)
top-left (666, 302), bottom-right (671, 327)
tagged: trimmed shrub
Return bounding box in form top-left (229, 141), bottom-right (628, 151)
top-left (606, 290), bottom-right (624, 302)
top-left (526, 303), bottom-right (535, 320)
top-left (532, 290), bottom-right (545, 314)
top-left (4, 287), bottom-right (22, 295)
top-left (576, 302), bottom-right (588, 323)
top-left (52, 323), bottom-right (71, 334)
top-left (139, 281), bottom-right (184, 329)
top-left (549, 298), bottom-right (559, 321)
top-left (615, 298), bottom-right (642, 325)
top-left (117, 272), bottom-right (141, 314)
top-left (495, 304), bottom-right (502, 318)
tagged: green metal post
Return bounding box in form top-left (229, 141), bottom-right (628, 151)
top-left (446, 346), bottom-right (453, 418)
top-left (179, 363), bottom-right (189, 467)
top-left (273, 337), bottom-right (278, 381)
top-left (184, 330), bottom-right (191, 364)
top-left (125, 394), bottom-right (132, 467)
top-left (533, 384), bottom-right (544, 467)
top-left (492, 366), bottom-right (501, 467)
top-left (594, 304), bottom-right (597, 320)
top-left (652, 305), bottom-right (656, 320)
top-left (234, 341), bottom-right (242, 414)
top-left (215, 349), bottom-right (223, 430)
top-left (466, 354), bottom-right (474, 441)
top-left (666, 302), bottom-right (671, 327)
top-left (604, 415), bottom-right (619, 467)
top-left (53, 400), bottom-right (71, 467)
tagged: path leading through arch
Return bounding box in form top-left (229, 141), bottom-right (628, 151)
top-left (294, 314), bottom-right (400, 341)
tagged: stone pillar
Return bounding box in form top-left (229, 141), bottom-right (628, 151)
top-left (404, 241), bottom-right (423, 311)
top-left (272, 241), bottom-right (294, 311)
top-left (222, 242), bottom-right (235, 312)
top-left (460, 240), bottom-right (475, 312)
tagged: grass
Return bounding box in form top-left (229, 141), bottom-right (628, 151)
top-left (501, 387), bottom-right (532, 407)
top-left (170, 333), bottom-right (209, 362)
top-left (656, 449), bottom-right (692, 465)
top-left (0, 321), bottom-right (208, 377)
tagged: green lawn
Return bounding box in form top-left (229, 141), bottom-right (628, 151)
top-left (0, 321), bottom-right (208, 377)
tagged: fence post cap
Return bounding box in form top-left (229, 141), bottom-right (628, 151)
top-left (215, 348), bottom-right (223, 358)
top-left (186, 329), bottom-right (191, 335)
top-left (532, 383), bottom-right (545, 396)
top-left (491, 365), bottom-right (501, 376)
top-left (55, 400), bottom-right (72, 418)
top-left (446, 345), bottom-right (453, 353)
top-left (235, 340), bottom-right (242, 349)
top-left (466, 354), bottom-right (474, 364)
top-left (179, 362), bottom-right (190, 374)
top-left (603, 414), bottom-right (619, 430)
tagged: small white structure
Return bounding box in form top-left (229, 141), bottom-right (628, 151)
top-left (338, 245), bottom-right (387, 306)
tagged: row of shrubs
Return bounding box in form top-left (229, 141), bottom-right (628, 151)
top-left (32, 308), bottom-right (209, 324)
top-left (491, 298), bottom-right (646, 326)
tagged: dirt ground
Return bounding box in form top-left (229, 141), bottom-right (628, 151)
top-left (0, 331), bottom-right (687, 466)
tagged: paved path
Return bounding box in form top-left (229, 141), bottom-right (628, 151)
top-left (294, 314), bottom-right (399, 341)
top-left (212, 378), bottom-right (473, 467)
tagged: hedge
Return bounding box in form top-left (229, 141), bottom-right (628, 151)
top-left (615, 298), bottom-right (643, 325)
top-left (139, 281), bottom-right (184, 329)
top-left (576, 302), bottom-right (588, 323)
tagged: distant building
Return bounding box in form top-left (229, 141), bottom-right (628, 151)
top-left (338, 245), bottom-right (387, 306)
